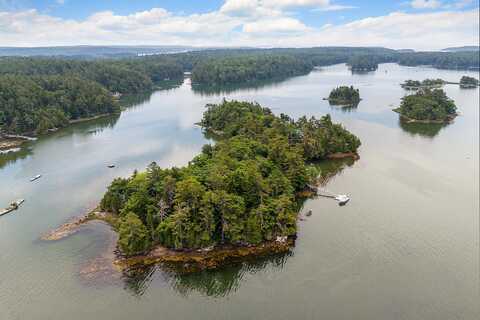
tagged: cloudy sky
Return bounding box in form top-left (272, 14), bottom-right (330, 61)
top-left (0, 0), bottom-right (478, 49)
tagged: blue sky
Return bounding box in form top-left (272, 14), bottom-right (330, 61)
top-left (0, 1), bottom-right (478, 49)
top-left (4, 1), bottom-right (477, 24)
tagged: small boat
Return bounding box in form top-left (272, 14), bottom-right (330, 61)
top-left (30, 174), bottom-right (42, 182)
top-left (305, 210), bottom-right (312, 217)
top-left (334, 194), bottom-right (350, 205)
top-left (107, 164), bottom-right (115, 168)
top-left (0, 199), bottom-right (25, 217)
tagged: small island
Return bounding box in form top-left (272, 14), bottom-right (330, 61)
top-left (91, 100), bottom-right (361, 269)
top-left (393, 89), bottom-right (457, 123)
top-left (459, 76), bottom-right (479, 88)
top-left (326, 86), bottom-right (361, 106)
top-left (401, 78), bottom-right (445, 90)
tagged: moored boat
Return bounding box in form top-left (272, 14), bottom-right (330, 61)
top-left (30, 174), bottom-right (42, 182)
top-left (334, 194), bottom-right (350, 205)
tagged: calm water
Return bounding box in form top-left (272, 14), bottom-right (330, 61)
top-left (0, 64), bottom-right (478, 320)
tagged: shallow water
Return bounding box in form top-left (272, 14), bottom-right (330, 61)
top-left (0, 63), bottom-right (478, 320)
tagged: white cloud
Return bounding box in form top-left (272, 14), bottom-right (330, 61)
top-left (220, 0), bottom-right (335, 16)
top-left (243, 17), bottom-right (310, 33)
top-left (410, 0), bottom-right (442, 9)
top-left (0, 4), bottom-right (478, 50)
top-left (262, 0), bottom-right (331, 7)
top-left (311, 4), bottom-right (357, 12)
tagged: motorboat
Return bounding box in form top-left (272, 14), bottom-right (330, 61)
top-left (334, 194), bottom-right (350, 205)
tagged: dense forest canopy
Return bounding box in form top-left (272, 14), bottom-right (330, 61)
top-left (327, 86), bottom-right (360, 105)
top-left (0, 57), bottom-right (184, 94)
top-left (191, 55), bottom-right (313, 86)
top-left (394, 89), bottom-right (457, 122)
top-left (0, 48), bottom-right (477, 95)
top-left (0, 74), bottom-right (119, 134)
top-left (397, 52), bottom-right (479, 70)
top-left (100, 100), bottom-right (361, 255)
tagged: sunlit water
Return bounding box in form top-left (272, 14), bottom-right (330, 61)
top-left (0, 64), bottom-right (478, 320)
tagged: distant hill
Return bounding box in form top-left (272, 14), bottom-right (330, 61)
top-left (397, 49), bottom-right (415, 53)
top-left (0, 45), bottom-right (204, 58)
top-left (442, 46), bottom-right (479, 52)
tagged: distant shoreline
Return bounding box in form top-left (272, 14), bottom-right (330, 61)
top-left (0, 112), bottom-right (118, 151)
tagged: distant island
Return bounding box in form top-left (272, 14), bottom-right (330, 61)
top-left (459, 76), bottom-right (479, 88)
top-left (401, 78), bottom-right (445, 90)
top-left (326, 86), bottom-right (361, 106)
top-left (394, 89), bottom-right (457, 123)
top-left (347, 55), bottom-right (378, 72)
top-left (95, 100), bottom-right (360, 267)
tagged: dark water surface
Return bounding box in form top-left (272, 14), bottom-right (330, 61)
top-left (0, 64), bottom-right (478, 320)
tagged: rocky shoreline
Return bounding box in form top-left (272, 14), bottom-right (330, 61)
top-left (393, 109), bottom-right (458, 124)
top-left (323, 97), bottom-right (361, 106)
top-left (116, 238), bottom-right (294, 274)
top-left (42, 208), bottom-right (294, 275)
top-left (327, 152), bottom-right (360, 160)
top-left (0, 137), bottom-right (28, 151)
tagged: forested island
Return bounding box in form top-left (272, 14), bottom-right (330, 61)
top-left (326, 86), bottom-right (361, 106)
top-left (401, 79), bottom-right (445, 90)
top-left (97, 100), bottom-right (360, 266)
top-left (459, 76), bottom-right (479, 88)
top-left (394, 89), bottom-right (457, 123)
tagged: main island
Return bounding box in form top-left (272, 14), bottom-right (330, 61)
top-left (67, 100), bottom-right (361, 271)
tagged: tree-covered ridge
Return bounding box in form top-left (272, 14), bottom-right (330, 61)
top-left (397, 51), bottom-right (479, 70)
top-left (459, 76), bottom-right (479, 88)
top-left (394, 89), bottom-right (457, 122)
top-left (0, 74), bottom-right (119, 134)
top-left (191, 55), bottom-right (313, 86)
top-left (401, 79), bottom-right (445, 90)
top-left (100, 100), bottom-right (360, 255)
top-left (347, 55), bottom-right (379, 71)
top-left (327, 86), bottom-right (360, 105)
top-left (0, 57), bottom-right (184, 94)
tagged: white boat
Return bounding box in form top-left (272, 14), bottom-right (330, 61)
top-left (0, 199), bottom-right (25, 217)
top-left (30, 174), bottom-right (42, 182)
top-left (334, 195), bottom-right (350, 205)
